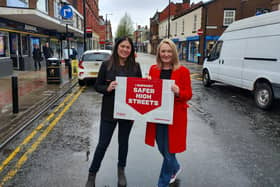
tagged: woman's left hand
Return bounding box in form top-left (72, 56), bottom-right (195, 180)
top-left (171, 84), bottom-right (180, 96)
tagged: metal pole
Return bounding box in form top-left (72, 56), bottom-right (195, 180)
top-left (66, 24), bottom-right (72, 79)
top-left (83, 0), bottom-right (87, 51)
top-left (12, 76), bottom-right (19, 113)
top-left (105, 14), bottom-right (107, 42)
top-left (168, 0), bottom-right (171, 38)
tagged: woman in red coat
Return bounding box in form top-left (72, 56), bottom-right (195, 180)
top-left (145, 39), bottom-right (192, 187)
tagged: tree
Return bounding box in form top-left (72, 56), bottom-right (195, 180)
top-left (115, 13), bottom-right (134, 38)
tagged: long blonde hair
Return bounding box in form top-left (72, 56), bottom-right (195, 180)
top-left (156, 39), bottom-right (180, 70)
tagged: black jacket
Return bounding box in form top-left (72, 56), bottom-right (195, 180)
top-left (43, 46), bottom-right (53, 59)
top-left (32, 48), bottom-right (42, 61)
top-left (94, 60), bottom-right (142, 121)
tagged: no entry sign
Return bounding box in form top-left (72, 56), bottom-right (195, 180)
top-left (114, 77), bottom-right (174, 124)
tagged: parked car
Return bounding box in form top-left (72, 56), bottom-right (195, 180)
top-left (78, 49), bottom-right (111, 86)
top-left (202, 10), bottom-right (280, 110)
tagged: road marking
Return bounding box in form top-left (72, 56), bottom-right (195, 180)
top-left (0, 87), bottom-right (84, 186)
top-left (0, 91), bottom-right (75, 173)
top-left (190, 73), bottom-right (202, 80)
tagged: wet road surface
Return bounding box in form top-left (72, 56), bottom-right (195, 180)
top-left (0, 53), bottom-right (280, 187)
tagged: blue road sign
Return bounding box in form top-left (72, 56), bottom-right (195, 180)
top-left (60, 5), bottom-right (73, 19)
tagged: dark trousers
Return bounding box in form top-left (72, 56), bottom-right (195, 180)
top-left (34, 60), bottom-right (41, 71)
top-left (89, 119), bottom-right (133, 173)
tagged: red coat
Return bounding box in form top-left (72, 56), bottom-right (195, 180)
top-left (145, 64), bottom-right (192, 153)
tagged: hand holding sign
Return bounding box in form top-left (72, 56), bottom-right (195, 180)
top-left (171, 84), bottom-right (180, 96)
top-left (107, 81), bottom-right (118, 92)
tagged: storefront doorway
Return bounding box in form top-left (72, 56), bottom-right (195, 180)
top-left (9, 33), bottom-right (21, 69)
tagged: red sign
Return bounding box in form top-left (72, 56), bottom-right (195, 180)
top-left (197, 28), bottom-right (203, 35)
top-left (99, 41), bottom-right (105, 44)
top-left (86, 27), bottom-right (92, 33)
top-left (126, 78), bottom-right (162, 115)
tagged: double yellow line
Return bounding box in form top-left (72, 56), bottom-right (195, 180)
top-left (0, 86), bottom-right (85, 186)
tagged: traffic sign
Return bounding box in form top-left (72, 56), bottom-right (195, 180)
top-left (86, 27), bottom-right (92, 33)
top-left (60, 5), bottom-right (73, 19)
top-left (197, 29), bottom-right (203, 35)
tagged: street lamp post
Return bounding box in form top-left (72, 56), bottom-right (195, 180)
top-left (168, 0), bottom-right (171, 38)
top-left (83, 0), bottom-right (86, 51)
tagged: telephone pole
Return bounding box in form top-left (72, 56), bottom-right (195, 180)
top-left (168, 0), bottom-right (171, 38)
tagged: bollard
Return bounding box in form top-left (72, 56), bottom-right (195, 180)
top-left (68, 61), bottom-right (72, 80)
top-left (12, 76), bottom-right (19, 113)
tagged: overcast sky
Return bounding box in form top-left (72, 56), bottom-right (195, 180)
top-left (99, 0), bottom-right (204, 37)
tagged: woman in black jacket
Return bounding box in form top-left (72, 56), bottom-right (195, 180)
top-left (86, 37), bottom-right (142, 187)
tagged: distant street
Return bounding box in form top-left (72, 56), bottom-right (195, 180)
top-left (0, 53), bottom-right (279, 187)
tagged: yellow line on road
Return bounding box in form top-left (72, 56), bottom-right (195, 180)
top-left (0, 87), bottom-right (84, 186)
top-left (0, 92), bottom-right (74, 174)
top-left (0, 86), bottom-right (83, 175)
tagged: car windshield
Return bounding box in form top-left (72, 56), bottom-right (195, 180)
top-left (83, 52), bottom-right (110, 61)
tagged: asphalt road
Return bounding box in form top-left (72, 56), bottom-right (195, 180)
top-left (0, 53), bottom-right (279, 187)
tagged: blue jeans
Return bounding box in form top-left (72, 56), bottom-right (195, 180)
top-left (89, 119), bottom-right (133, 173)
top-left (156, 124), bottom-right (180, 187)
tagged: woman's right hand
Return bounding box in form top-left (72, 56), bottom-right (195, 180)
top-left (107, 81), bottom-right (118, 92)
top-left (145, 75), bottom-right (152, 80)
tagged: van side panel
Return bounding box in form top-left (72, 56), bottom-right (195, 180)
top-left (242, 24), bottom-right (280, 91)
top-left (218, 38), bottom-right (246, 88)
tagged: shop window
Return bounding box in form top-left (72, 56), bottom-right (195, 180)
top-left (7, 0), bottom-right (28, 8)
top-left (54, 0), bottom-right (61, 19)
top-left (223, 9), bottom-right (236, 26)
top-left (0, 32), bottom-right (10, 58)
top-left (37, 0), bottom-right (48, 13)
top-left (193, 15), bottom-right (197, 32)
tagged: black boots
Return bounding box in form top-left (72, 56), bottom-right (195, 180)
top-left (118, 167), bottom-right (127, 187)
top-left (85, 172), bottom-right (96, 187)
top-left (86, 168), bottom-right (126, 187)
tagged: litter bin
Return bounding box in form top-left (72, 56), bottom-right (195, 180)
top-left (46, 58), bottom-right (61, 84)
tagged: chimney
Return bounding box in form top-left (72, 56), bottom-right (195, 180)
top-left (183, 0), bottom-right (190, 3)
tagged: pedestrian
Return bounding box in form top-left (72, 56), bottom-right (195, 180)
top-left (86, 36), bottom-right (142, 187)
top-left (32, 44), bottom-right (42, 71)
top-left (43, 42), bottom-right (53, 60)
top-left (145, 39), bottom-right (192, 187)
top-left (70, 46), bottom-right (78, 60)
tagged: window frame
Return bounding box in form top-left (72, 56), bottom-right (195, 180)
top-left (207, 40), bottom-right (223, 61)
top-left (223, 9), bottom-right (236, 26)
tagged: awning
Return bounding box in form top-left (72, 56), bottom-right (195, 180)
top-left (0, 7), bottom-right (83, 37)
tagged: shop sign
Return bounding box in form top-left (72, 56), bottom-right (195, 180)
top-left (24, 24), bottom-right (38, 32)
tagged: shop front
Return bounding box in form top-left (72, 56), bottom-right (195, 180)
top-left (187, 36), bottom-right (199, 63)
top-left (0, 30), bottom-right (12, 77)
top-left (0, 18), bottom-right (52, 75)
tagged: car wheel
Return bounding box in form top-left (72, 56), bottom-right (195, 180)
top-left (254, 82), bottom-right (273, 110)
top-left (78, 80), bottom-right (85, 86)
top-left (202, 70), bottom-right (212, 87)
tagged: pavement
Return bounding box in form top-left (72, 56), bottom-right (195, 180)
top-left (0, 63), bottom-right (77, 148)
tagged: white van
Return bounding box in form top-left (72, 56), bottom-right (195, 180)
top-left (202, 10), bottom-right (280, 109)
